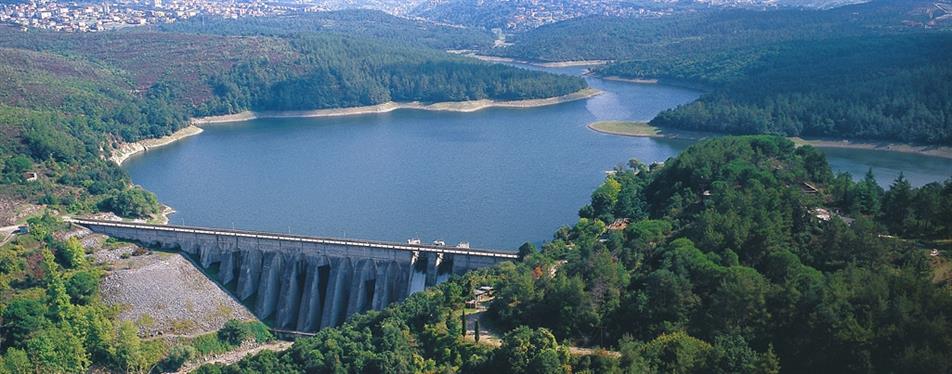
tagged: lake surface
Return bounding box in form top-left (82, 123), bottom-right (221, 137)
top-left (125, 65), bottom-right (951, 249)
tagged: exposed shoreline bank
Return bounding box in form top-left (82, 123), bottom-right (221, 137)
top-left (109, 125), bottom-right (204, 166)
top-left (190, 88), bottom-right (601, 125)
top-left (601, 76), bottom-right (659, 84)
top-left (789, 137), bottom-right (952, 160)
top-left (108, 89), bottom-right (600, 166)
top-left (465, 53), bottom-right (611, 68)
top-left (587, 121), bottom-right (952, 159)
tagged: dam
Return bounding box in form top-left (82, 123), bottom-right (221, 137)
top-left (69, 218), bottom-right (516, 332)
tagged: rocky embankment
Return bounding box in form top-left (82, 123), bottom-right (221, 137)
top-left (100, 253), bottom-right (255, 337)
top-left (59, 226), bottom-right (256, 337)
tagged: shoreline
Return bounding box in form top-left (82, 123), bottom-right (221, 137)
top-left (587, 121), bottom-right (952, 159)
top-left (601, 76), bottom-right (659, 84)
top-left (465, 53), bottom-right (611, 68)
top-left (109, 125), bottom-right (204, 166)
top-left (191, 88), bottom-right (602, 125)
top-left (108, 88), bottom-right (600, 166)
top-left (789, 137), bottom-right (952, 159)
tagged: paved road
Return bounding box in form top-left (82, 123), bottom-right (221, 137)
top-left (0, 225), bottom-right (20, 246)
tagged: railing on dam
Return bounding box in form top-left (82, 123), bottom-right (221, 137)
top-left (67, 218), bottom-right (518, 259)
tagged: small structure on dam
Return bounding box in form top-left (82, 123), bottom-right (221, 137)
top-left (70, 219), bottom-right (516, 332)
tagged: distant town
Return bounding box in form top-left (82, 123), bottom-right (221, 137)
top-left (0, 0), bottom-right (317, 32)
top-left (0, 0), bottom-right (825, 33)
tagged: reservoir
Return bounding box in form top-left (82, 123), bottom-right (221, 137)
top-left (124, 65), bottom-right (951, 249)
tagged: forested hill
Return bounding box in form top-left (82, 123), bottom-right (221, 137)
top-left (0, 27), bottom-right (585, 219)
top-left (206, 136), bottom-right (952, 373)
top-left (157, 9), bottom-right (494, 51)
top-left (641, 33), bottom-right (952, 144)
top-left (487, 0), bottom-right (943, 62)
top-left (485, 0), bottom-right (952, 145)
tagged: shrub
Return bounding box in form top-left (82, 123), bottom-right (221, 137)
top-left (247, 321), bottom-right (274, 343)
top-left (159, 345), bottom-right (197, 372)
top-left (3, 155), bottom-right (32, 176)
top-left (217, 319), bottom-right (252, 346)
top-left (191, 334), bottom-right (230, 356)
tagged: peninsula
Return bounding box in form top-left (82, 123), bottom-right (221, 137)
top-left (588, 120), bottom-right (952, 159)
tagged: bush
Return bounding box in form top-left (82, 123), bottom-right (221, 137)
top-left (191, 334), bottom-right (230, 356)
top-left (3, 155), bottom-right (32, 176)
top-left (217, 319), bottom-right (252, 346)
top-left (247, 321), bottom-right (274, 343)
top-left (159, 345), bottom-right (197, 372)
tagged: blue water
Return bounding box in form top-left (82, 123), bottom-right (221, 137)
top-left (124, 66), bottom-right (951, 249)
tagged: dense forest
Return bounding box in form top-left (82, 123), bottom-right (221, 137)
top-left (198, 34), bottom-right (586, 115)
top-left (199, 136), bottom-right (952, 373)
top-left (489, 0), bottom-right (938, 62)
top-left (640, 34), bottom-right (952, 144)
top-left (0, 27), bottom-right (584, 219)
top-left (159, 9), bottom-right (494, 51)
top-left (490, 0), bottom-right (952, 145)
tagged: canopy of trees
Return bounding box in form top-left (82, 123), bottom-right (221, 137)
top-left (638, 34), bottom-right (952, 144)
top-left (490, 0), bottom-right (952, 145)
top-left (159, 9), bottom-right (494, 51)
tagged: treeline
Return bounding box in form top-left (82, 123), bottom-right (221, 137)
top-left (489, 0), bottom-right (952, 145)
top-left (491, 0), bottom-right (934, 62)
top-left (0, 27), bottom-right (583, 218)
top-left (644, 34), bottom-right (952, 144)
top-left (158, 9), bottom-right (494, 51)
top-left (198, 34), bottom-right (586, 115)
top-left (206, 136), bottom-right (952, 373)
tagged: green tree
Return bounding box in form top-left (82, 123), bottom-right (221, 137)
top-left (101, 187), bottom-right (160, 218)
top-left (492, 327), bottom-right (568, 374)
top-left (114, 321), bottom-right (146, 373)
top-left (1, 298), bottom-right (48, 349)
top-left (639, 331), bottom-right (712, 374)
top-left (2, 348), bottom-right (32, 373)
top-left (2, 155), bottom-right (32, 176)
top-left (42, 250), bottom-right (73, 323)
top-left (881, 173), bottom-right (914, 235)
top-left (57, 237), bottom-right (88, 269)
top-left (65, 271), bottom-right (99, 305)
top-left (25, 327), bottom-right (89, 373)
top-left (518, 242), bottom-right (537, 260)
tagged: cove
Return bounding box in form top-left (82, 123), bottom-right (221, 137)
top-left (124, 65), bottom-right (951, 249)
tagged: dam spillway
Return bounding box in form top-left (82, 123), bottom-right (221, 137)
top-left (70, 219), bottom-right (516, 332)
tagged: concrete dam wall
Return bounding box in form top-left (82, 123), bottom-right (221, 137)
top-left (71, 219), bottom-right (515, 332)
